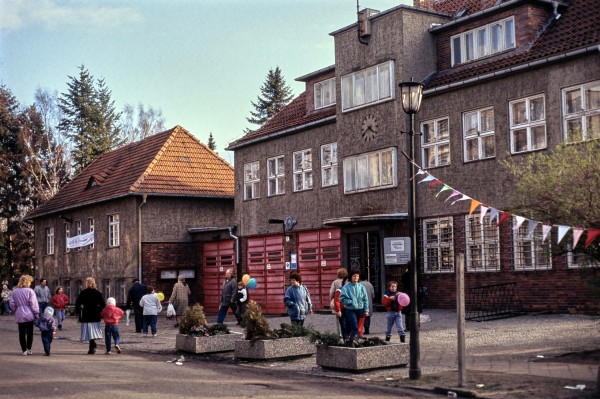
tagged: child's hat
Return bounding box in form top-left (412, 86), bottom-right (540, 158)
top-left (107, 297), bottom-right (116, 306)
top-left (44, 306), bottom-right (54, 316)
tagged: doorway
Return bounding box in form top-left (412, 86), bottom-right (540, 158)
top-left (347, 232), bottom-right (382, 304)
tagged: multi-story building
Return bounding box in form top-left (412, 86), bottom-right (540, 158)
top-left (27, 126), bottom-right (236, 306)
top-left (227, 0), bottom-right (600, 314)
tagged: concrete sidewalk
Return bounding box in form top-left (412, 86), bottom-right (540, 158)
top-left (1, 308), bottom-right (598, 388)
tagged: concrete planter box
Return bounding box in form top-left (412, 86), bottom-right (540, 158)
top-left (316, 343), bottom-right (409, 371)
top-left (235, 336), bottom-right (316, 360)
top-left (176, 332), bottom-right (243, 354)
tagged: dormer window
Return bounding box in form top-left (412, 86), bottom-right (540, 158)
top-left (451, 17), bottom-right (515, 66)
top-left (314, 78), bottom-right (336, 109)
top-left (86, 176), bottom-right (98, 189)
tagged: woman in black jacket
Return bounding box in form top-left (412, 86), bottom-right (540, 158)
top-left (75, 277), bottom-right (105, 354)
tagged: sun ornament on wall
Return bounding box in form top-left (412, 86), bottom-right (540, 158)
top-left (361, 114), bottom-right (379, 141)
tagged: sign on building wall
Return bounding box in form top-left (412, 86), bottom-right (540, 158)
top-left (383, 237), bottom-right (411, 265)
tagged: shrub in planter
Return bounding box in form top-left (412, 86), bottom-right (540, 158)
top-left (235, 300), bottom-right (316, 359)
top-left (176, 304), bottom-right (241, 354)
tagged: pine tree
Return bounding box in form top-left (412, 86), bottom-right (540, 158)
top-left (207, 132), bottom-right (216, 151)
top-left (246, 67), bottom-right (293, 131)
top-left (58, 65), bottom-right (122, 173)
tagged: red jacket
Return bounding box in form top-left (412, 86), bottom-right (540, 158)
top-left (333, 289), bottom-right (344, 312)
top-left (382, 291), bottom-right (402, 312)
top-left (100, 305), bottom-right (124, 326)
top-left (51, 293), bottom-right (70, 310)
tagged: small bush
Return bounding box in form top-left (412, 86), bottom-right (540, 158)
top-left (179, 304), bottom-right (229, 336)
top-left (270, 323), bottom-right (316, 339)
top-left (243, 300), bottom-right (271, 341)
top-left (309, 330), bottom-right (388, 348)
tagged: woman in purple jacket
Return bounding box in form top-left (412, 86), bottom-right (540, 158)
top-left (10, 275), bottom-right (39, 355)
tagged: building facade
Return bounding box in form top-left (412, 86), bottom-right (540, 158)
top-left (227, 0), bottom-right (600, 314)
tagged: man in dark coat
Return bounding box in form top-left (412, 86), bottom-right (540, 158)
top-left (126, 278), bottom-right (147, 333)
top-left (216, 269), bottom-right (237, 324)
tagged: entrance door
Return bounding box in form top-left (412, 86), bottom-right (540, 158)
top-left (202, 240), bottom-right (235, 312)
top-left (347, 232), bottom-right (383, 305)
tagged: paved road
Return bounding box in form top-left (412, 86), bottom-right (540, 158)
top-left (0, 323), bottom-right (437, 399)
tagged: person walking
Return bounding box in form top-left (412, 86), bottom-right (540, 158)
top-left (140, 286), bottom-right (162, 337)
top-left (50, 286), bottom-right (70, 330)
top-left (216, 269), bottom-right (237, 324)
top-left (75, 277), bottom-right (105, 355)
top-left (168, 275), bottom-right (190, 328)
top-left (10, 275), bottom-right (39, 355)
top-left (382, 280), bottom-right (406, 343)
top-left (34, 278), bottom-right (51, 314)
top-left (340, 269), bottom-right (369, 340)
top-left (233, 281), bottom-right (248, 325)
top-left (2, 284), bottom-right (12, 315)
top-left (126, 278), bottom-right (147, 333)
top-left (34, 306), bottom-right (57, 356)
top-left (360, 276), bottom-right (374, 335)
top-left (329, 268), bottom-right (348, 337)
top-left (100, 297), bottom-right (124, 354)
top-left (283, 272), bottom-right (312, 326)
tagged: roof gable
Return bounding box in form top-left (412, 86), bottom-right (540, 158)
top-left (27, 126), bottom-right (234, 219)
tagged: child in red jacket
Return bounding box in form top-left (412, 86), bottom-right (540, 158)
top-left (382, 281), bottom-right (406, 343)
top-left (100, 297), bottom-right (124, 354)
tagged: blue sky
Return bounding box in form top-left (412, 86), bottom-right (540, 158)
top-left (0, 0), bottom-right (409, 163)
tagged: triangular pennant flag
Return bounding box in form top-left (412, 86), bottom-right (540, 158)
top-left (542, 224), bottom-right (552, 242)
top-left (411, 169), bottom-right (427, 180)
top-left (557, 225), bottom-right (570, 244)
top-left (436, 184), bottom-right (452, 197)
top-left (428, 179), bottom-right (443, 188)
top-left (585, 229), bottom-right (600, 248)
top-left (526, 220), bottom-right (538, 238)
top-left (479, 205), bottom-right (489, 224)
top-left (451, 194), bottom-right (470, 206)
top-left (469, 200), bottom-right (481, 216)
top-left (572, 228), bottom-right (584, 248)
top-left (418, 174), bottom-right (436, 184)
top-left (512, 216), bottom-right (526, 230)
top-left (496, 212), bottom-right (512, 227)
top-left (445, 189), bottom-right (461, 202)
top-left (489, 208), bottom-right (500, 225)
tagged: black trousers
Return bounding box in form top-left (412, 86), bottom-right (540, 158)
top-left (18, 321), bottom-right (34, 352)
top-left (133, 305), bottom-right (144, 332)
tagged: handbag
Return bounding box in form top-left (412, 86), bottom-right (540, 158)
top-left (166, 303), bottom-right (176, 318)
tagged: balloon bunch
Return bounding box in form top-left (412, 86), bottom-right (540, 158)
top-left (241, 274), bottom-right (257, 289)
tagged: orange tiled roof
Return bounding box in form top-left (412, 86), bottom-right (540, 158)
top-left (227, 92), bottom-right (336, 150)
top-left (27, 126), bottom-right (234, 219)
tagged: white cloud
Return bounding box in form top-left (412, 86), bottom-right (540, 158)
top-left (0, 0), bottom-right (142, 32)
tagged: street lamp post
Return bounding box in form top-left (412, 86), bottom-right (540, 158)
top-left (399, 79), bottom-right (424, 380)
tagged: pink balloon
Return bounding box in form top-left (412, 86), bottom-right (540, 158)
top-left (398, 293), bottom-right (410, 307)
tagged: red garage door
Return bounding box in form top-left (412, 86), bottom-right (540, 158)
top-left (202, 240), bottom-right (235, 313)
top-left (247, 235), bottom-right (286, 315)
top-left (298, 228), bottom-right (341, 311)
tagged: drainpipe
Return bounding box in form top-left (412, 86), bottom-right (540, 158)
top-left (228, 226), bottom-right (240, 275)
top-left (138, 194), bottom-right (148, 282)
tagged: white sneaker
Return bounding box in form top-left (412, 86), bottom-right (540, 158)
top-left (22, 351), bottom-right (28, 356)
top-left (27, 350), bottom-right (32, 355)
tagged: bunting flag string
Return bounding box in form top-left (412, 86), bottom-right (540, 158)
top-left (399, 151), bottom-right (600, 249)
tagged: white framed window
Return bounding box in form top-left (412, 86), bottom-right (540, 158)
top-left (243, 161), bottom-right (260, 200)
top-left (465, 214), bottom-right (500, 271)
top-left (451, 17), bottom-right (515, 66)
top-left (341, 60), bottom-right (394, 111)
top-left (293, 149), bottom-right (313, 192)
top-left (513, 218), bottom-right (551, 270)
top-left (321, 142), bottom-right (338, 187)
top-left (510, 95), bottom-right (546, 153)
top-left (116, 278), bottom-right (126, 304)
top-left (421, 117), bottom-right (450, 168)
top-left (46, 227), bottom-right (54, 255)
top-left (422, 217), bottom-right (454, 273)
top-left (108, 214), bottom-right (120, 248)
top-left (267, 155), bottom-right (285, 196)
top-left (102, 279), bottom-right (110, 300)
top-left (64, 224), bottom-right (70, 253)
top-left (343, 147), bottom-right (396, 194)
top-left (88, 217), bottom-right (94, 250)
top-left (463, 107), bottom-right (495, 161)
top-left (314, 78), bottom-right (336, 109)
top-left (567, 243), bottom-right (600, 269)
top-left (75, 220), bottom-right (82, 251)
top-left (562, 80), bottom-right (600, 142)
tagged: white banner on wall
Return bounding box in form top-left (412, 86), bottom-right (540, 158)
top-left (67, 231), bottom-right (95, 249)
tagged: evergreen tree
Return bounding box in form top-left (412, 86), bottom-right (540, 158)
top-left (246, 67), bottom-right (293, 131)
top-left (207, 132), bottom-right (216, 151)
top-left (58, 65), bottom-right (122, 173)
